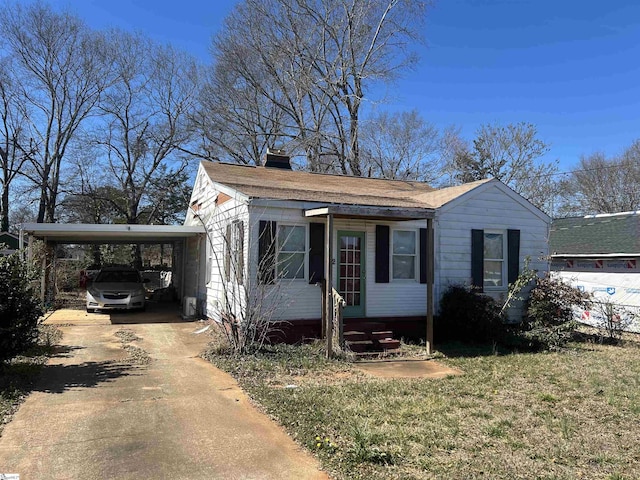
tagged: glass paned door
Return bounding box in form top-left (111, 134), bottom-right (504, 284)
top-left (337, 231), bottom-right (365, 317)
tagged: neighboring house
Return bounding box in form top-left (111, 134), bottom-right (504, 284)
top-left (184, 153), bottom-right (550, 341)
top-left (0, 231), bottom-right (20, 256)
top-left (550, 211), bottom-right (640, 332)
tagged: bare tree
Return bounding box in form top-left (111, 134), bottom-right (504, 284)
top-left (559, 140), bottom-right (640, 216)
top-left (0, 56), bottom-right (35, 231)
top-left (90, 32), bottom-right (199, 224)
top-left (190, 202), bottom-right (297, 354)
top-left (82, 32), bottom-right (200, 267)
top-left (201, 0), bottom-right (428, 173)
top-left (0, 3), bottom-right (113, 223)
top-left (446, 122), bottom-right (558, 213)
top-left (195, 62), bottom-right (290, 165)
top-left (359, 109), bottom-right (442, 182)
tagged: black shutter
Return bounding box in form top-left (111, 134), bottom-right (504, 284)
top-left (375, 225), bottom-right (390, 283)
top-left (471, 229), bottom-right (484, 292)
top-left (308, 222), bottom-right (325, 284)
top-left (419, 228), bottom-right (427, 284)
top-left (224, 223), bottom-right (231, 282)
top-left (258, 220), bottom-right (276, 284)
top-left (236, 221), bottom-right (244, 283)
top-left (507, 229), bottom-right (520, 285)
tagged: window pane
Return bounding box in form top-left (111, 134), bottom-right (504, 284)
top-left (393, 230), bottom-right (416, 254)
top-left (278, 225), bottom-right (305, 252)
top-left (484, 260), bottom-right (503, 287)
top-left (484, 233), bottom-right (503, 259)
top-left (278, 252), bottom-right (304, 279)
top-left (393, 255), bottom-right (415, 279)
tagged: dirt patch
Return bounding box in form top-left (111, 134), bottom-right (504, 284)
top-left (115, 329), bottom-right (141, 343)
top-left (114, 329), bottom-right (150, 364)
top-left (355, 358), bottom-right (462, 379)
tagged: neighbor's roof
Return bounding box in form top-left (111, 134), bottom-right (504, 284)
top-left (0, 231), bottom-right (19, 250)
top-left (550, 211), bottom-right (640, 256)
top-left (201, 162), bottom-right (491, 209)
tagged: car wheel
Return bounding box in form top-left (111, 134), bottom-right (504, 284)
top-left (86, 308), bottom-right (94, 313)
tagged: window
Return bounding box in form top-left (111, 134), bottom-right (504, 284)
top-left (483, 231), bottom-right (505, 288)
top-left (392, 230), bottom-right (416, 279)
top-left (224, 221), bottom-right (244, 283)
top-left (277, 225), bottom-right (306, 279)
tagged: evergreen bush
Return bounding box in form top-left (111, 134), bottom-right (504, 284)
top-left (0, 251), bottom-right (43, 363)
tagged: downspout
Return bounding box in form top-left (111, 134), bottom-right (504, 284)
top-left (180, 239), bottom-right (186, 305)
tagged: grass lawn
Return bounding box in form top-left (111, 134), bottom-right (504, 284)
top-left (0, 325), bottom-right (62, 435)
top-left (206, 336), bottom-right (640, 480)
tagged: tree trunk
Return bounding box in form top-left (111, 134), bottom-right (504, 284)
top-left (1, 180), bottom-right (9, 232)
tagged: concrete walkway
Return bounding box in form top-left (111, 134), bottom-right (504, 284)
top-left (0, 310), bottom-right (327, 480)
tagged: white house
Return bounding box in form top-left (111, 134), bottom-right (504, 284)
top-left (183, 153), bottom-right (550, 343)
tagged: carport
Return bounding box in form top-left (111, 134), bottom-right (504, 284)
top-left (19, 223), bottom-right (205, 306)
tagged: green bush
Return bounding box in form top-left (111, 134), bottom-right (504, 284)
top-left (438, 284), bottom-right (502, 343)
top-left (0, 252), bottom-right (43, 363)
top-left (522, 274), bottom-right (591, 350)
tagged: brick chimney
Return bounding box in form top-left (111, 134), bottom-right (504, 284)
top-left (264, 148), bottom-right (291, 170)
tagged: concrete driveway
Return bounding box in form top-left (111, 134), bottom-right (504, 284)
top-left (0, 308), bottom-right (327, 480)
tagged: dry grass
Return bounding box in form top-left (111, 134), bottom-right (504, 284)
top-left (208, 338), bottom-right (640, 480)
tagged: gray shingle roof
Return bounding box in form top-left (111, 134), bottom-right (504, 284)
top-left (550, 212), bottom-right (640, 255)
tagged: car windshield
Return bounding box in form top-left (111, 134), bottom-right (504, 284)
top-left (95, 271), bottom-right (141, 283)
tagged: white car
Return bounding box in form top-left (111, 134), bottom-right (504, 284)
top-left (86, 267), bottom-right (148, 313)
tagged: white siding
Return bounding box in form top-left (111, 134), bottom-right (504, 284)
top-left (248, 207), bottom-right (429, 320)
top-left (249, 206), bottom-right (322, 321)
top-left (184, 165), bottom-right (250, 318)
top-left (436, 183), bottom-right (550, 310)
top-left (188, 170), bottom-right (549, 324)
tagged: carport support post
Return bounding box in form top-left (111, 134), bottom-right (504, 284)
top-left (325, 213), bottom-right (334, 359)
top-left (40, 239), bottom-right (47, 303)
top-left (426, 218), bottom-right (434, 355)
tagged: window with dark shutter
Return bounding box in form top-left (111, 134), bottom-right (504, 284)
top-left (224, 224), bottom-right (232, 282)
top-left (471, 229), bottom-right (484, 292)
top-left (258, 220), bottom-right (276, 284)
top-left (308, 222), bottom-right (325, 283)
top-left (375, 225), bottom-right (390, 283)
top-left (420, 228), bottom-right (427, 284)
top-left (507, 229), bottom-right (520, 284)
top-left (235, 220), bottom-right (244, 283)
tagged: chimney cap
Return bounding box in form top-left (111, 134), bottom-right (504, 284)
top-left (264, 148), bottom-right (292, 170)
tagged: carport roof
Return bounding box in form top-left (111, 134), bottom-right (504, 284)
top-left (21, 223), bottom-right (205, 244)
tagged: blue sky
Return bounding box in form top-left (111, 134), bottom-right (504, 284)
top-left (49, 0), bottom-right (640, 171)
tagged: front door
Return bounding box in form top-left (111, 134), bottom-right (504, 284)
top-left (337, 231), bottom-right (365, 317)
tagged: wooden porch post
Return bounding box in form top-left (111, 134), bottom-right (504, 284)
top-left (426, 217), bottom-right (435, 355)
top-left (325, 213), bottom-right (334, 358)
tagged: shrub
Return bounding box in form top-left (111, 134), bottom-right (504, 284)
top-left (591, 300), bottom-right (633, 344)
top-left (522, 274), bottom-right (590, 350)
top-left (0, 252), bottom-right (44, 363)
top-left (438, 284), bottom-right (502, 343)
